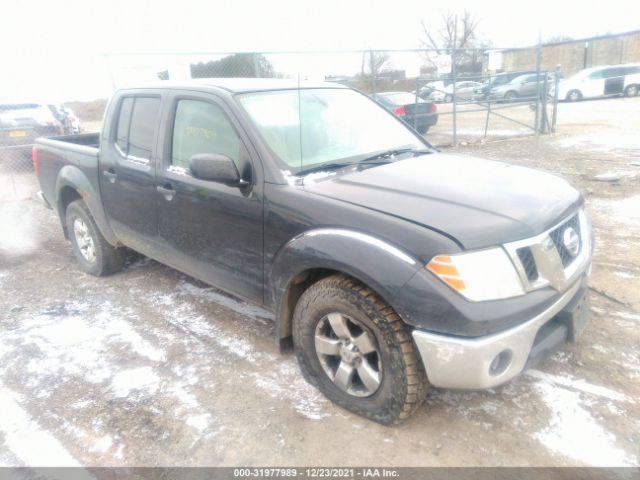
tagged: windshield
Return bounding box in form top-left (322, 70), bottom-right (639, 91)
top-left (236, 88), bottom-right (427, 171)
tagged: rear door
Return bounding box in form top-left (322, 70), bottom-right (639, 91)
top-left (155, 90), bottom-right (264, 303)
top-left (99, 92), bottom-right (163, 257)
top-left (603, 67), bottom-right (625, 95)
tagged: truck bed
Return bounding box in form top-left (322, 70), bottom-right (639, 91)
top-left (45, 132), bottom-right (100, 149)
top-left (35, 132), bottom-right (102, 214)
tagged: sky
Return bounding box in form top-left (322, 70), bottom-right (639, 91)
top-left (0, 0), bottom-right (638, 101)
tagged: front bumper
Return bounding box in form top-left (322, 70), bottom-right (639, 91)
top-left (412, 275), bottom-right (589, 389)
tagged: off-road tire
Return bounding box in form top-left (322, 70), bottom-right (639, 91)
top-left (66, 200), bottom-right (125, 276)
top-left (293, 274), bottom-right (428, 425)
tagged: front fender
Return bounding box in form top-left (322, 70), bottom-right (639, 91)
top-left (56, 165), bottom-right (118, 245)
top-left (269, 228), bottom-right (424, 343)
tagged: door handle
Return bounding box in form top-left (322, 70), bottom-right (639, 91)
top-left (103, 169), bottom-right (117, 183)
top-left (157, 184), bottom-right (176, 201)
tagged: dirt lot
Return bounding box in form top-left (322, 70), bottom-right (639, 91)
top-left (0, 97), bottom-right (638, 467)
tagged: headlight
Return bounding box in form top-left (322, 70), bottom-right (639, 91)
top-left (426, 248), bottom-right (525, 301)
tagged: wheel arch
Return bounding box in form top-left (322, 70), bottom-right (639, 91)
top-left (55, 165), bottom-right (119, 245)
top-left (269, 228), bottom-right (422, 351)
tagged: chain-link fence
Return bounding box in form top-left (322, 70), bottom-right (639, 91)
top-left (0, 43), bottom-right (569, 199)
top-left (105, 45), bottom-right (560, 148)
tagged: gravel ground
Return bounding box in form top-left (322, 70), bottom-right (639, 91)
top-left (0, 97), bottom-right (638, 467)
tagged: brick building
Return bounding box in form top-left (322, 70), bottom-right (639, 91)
top-left (494, 30), bottom-right (640, 76)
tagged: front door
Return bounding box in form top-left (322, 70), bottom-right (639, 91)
top-left (155, 92), bottom-right (264, 303)
top-left (99, 93), bottom-right (163, 257)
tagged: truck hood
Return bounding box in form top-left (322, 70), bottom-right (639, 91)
top-left (302, 153), bottom-right (582, 250)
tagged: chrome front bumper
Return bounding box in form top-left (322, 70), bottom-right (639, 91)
top-left (412, 278), bottom-right (585, 389)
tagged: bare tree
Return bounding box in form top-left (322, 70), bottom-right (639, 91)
top-left (421, 11), bottom-right (480, 53)
top-left (420, 11), bottom-right (484, 73)
top-left (361, 51), bottom-right (391, 77)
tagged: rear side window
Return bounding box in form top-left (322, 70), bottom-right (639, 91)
top-left (171, 99), bottom-right (240, 170)
top-left (115, 96), bottom-right (160, 161)
top-left (116, 98), bottom-right (133, 153)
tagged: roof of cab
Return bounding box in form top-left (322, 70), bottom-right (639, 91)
top-left (118, 78), bottom-right (349, 94)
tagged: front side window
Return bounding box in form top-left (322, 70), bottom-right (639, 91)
top-left (115, 96), bottom-right (160, 161)
top-left (171, 99), bottom-right (240, 170)
top-left (237, 88), bottom-right (425, 171)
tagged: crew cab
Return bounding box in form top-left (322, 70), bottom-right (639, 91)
top-left (34, 79), bottom-right (593, 425)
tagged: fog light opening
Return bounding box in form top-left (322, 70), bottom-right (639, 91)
top-left (489, 350), bottom-right (512, 377)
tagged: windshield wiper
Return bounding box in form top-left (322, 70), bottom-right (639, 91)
top-left (295, 148), bottom-right (433, 177)
top-left (359, 147), bottom-right (432, 164)
top-left (295, 162), bottom-right (358, 176)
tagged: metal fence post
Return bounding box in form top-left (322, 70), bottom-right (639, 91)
top-left (369, 50), bottom-right (376, 95)
top-left (534, 37), bottom-right (542, 135)
top-left (452, 16), bottom-right (458, 146)
top-left (551, 65), bottom-right (561, 133)
top-left (413, 77), bottom-right (419, 130)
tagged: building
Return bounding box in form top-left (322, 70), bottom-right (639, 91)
top-left (494, 30), bottom-right (640, 76)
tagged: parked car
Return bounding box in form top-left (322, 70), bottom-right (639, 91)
top-left (373, 91), bottom-right (438, 134)
top-left (46, 104), bottom-right (82, 134)
top-left (34, 79), bottom-right (593, 424)
top-left (415, 81), bottom-right (448, 100)
top-left (429, 81), bottom-right (483, 103)
top-left (474, 71), bottom-right (536, 100)
top-left (489, 73), bottom-right (557, 101)
top-left (0, 102), bottom-right (63, 158)
top-left (553, 64), bottom-right (640, 101)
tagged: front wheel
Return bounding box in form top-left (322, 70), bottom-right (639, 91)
top-left (66, 200), bottom-right (126, 276)
top-left (293, 274), bottom-right (428, 425)
top-left (444, 94), bottom-right (453, 103)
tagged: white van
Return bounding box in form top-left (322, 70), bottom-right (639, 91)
top-left (556, 64), bottom-right (640, 101)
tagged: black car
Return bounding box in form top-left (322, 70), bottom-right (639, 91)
top-left (0, 103), bottom-right (62, 158)
top-left (34, 80), bottom-right (592, 424)
top-left (373, 91), bottom-right (438, 134)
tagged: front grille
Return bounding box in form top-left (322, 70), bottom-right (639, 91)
top-left (549, 214), bottom-right (581, 267)
top-left (517, 247), bottom-right (539, 281)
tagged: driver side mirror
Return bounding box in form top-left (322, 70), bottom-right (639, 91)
top-left (189, 153), bottom-right (248, 187)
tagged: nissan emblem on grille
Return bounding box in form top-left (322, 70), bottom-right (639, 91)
top-left (562, 226), bottom-right (580, 257)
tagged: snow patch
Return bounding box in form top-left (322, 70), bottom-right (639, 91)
top-left (0, 384), bottom-right (80, 467)
top-left (186, 414), bottom-right (211, 432)
top-left (525, 370), bottom-right (632, 403)
top-left (110, 366), bottom-right (161, 398)
top-left (532, 378), bottom-right (634, 466)
top-left (0, 203), bottom-right (40, 258)
top-left (589, 196), bottom-right (640, 227)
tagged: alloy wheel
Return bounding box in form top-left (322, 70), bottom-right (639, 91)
top-left (314, 312), bottom-right (382, 397)
top-left (73, 217), bottom-right (96, 263)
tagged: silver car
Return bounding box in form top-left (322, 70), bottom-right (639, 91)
top-left (490, 73), bottom-right (556, 101)
top-left (429, 81), bottom-right (482, 103)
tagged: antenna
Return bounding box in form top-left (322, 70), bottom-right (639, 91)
top-left (297, 73), bottom-right (303, 178)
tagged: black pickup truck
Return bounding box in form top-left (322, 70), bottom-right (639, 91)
top-left (34, 79), bottom-right (593, 424)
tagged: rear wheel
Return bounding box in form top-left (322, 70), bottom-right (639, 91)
top-left (444, 94), bottom-right (453, 103)
top-left (566, 89), bottom-right (583, 102)
top-left (624, 84), bottom-right (639, 97)
top-left (293, 274), bottom-right (428, 425)
top-left (66, 200), bottom-right (125, 276)
top-left (504, 91), bottom-right (518, 101)
top-left (417, 125), bottom-right (429, 134)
